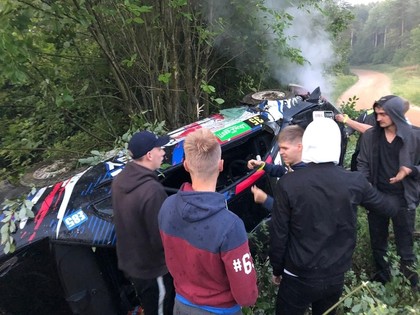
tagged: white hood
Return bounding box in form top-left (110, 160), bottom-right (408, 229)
top-left (302, 118), bottom-right (341, 164)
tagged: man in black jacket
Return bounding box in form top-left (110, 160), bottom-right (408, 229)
top-left (112, 131), bottom-right (175, 315)
top-left (357, 95), bottom-right (419, 288)
top-left (269, 118), bottom-right (398, 315)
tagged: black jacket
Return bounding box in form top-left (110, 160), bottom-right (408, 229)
top-left (112, 161), bottom-right (168, 279)
top-left (269, 162), bottom-right (398, 279)
top-left (357, 101), bottom-right (420, 210)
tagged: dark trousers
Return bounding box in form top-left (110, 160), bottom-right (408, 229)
top-left (368, 206), bottom-right (418, 287)
top-left (130, 272), bottom-right (175, 315)
top-left (275, 273), bottom-right (344, 315)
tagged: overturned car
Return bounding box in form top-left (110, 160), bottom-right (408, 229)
top-left (0, 86), bottom-right (347, 315)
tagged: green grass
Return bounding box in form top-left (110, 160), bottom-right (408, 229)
top-left (331, 74), bottom-right (358, 104)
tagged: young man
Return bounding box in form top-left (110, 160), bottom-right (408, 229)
top-left (357, 95), bottom-right (420, 288)
top-left (112, 130), bottom-right (175, 315)
top-left (269, 118), bottom-right (398, 315)
top-left (159, 128), bottom-right (258, 315)
top-left (335, 98), bottom-right (410, 171)
top-left (247, 125), bottom-right (306, 210)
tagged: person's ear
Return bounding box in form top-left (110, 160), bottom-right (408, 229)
top-left (183, 160), bottom-right (190, 173)
top-left (218, 159), bottom-right (224, 172)
top-left (297, 143), bottom-right (303, 151)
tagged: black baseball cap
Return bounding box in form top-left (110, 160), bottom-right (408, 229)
top-left (128, 131), bottom-right (170, 159)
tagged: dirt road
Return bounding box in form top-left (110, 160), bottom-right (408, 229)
top-left (337, 69), bottom-right (420, 127)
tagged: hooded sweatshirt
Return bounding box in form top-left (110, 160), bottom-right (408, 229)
top-left (158, 183), bottom-right (258, 313)
top-left (269, 118), bottom-right (398, 278)
top-left (357, 95), bottom-right (420, 210)
top-left (112, 161), bottom-right (168, 279)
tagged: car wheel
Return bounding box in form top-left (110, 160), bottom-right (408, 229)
top-left (20, 159), bottom-right (88, 187)
top-left (241, 90), bottom-right (286, 105)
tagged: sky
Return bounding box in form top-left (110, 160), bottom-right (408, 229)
top-left (344, 0), bottom-right (384, 5)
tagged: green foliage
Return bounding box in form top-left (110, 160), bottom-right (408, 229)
top-left (0, 188), bottom-right (35, 254)
top-left (349, 0), bottom-right (420, 67)
top-left (339, 95), bottom-right (361, 119)
top-left (244, 223), bottom-right (277, 315)
top-left (78, 111), bottom-right (168, 166)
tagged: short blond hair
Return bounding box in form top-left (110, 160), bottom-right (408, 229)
top-left (278, 125), bottom-right (304, 144)
top-left (184, 129), bottom-right (221, 178)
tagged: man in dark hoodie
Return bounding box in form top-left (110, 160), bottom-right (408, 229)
top-left (112, 130), bottom-right (175, 315)
top-left (269, 118), bottom-right (399, 315)
top-left (357, 95), bottom-right (420, 288)
top-left (159, 128), bottom-right (258, 315)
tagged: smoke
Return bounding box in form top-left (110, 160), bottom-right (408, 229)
top-left (268, 4), bottom-right (337, 98)
top-left (203, 0), bottom-right (337, 99)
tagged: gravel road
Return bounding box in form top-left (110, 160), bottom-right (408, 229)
top-left (337, 68), bottom-right (420, 127)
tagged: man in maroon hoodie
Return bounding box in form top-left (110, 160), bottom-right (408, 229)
top-left (159, 128), bottom-right (258, 314)
top-left (112, 130), bottom-right (174, 315)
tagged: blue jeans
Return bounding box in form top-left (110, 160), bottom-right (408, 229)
top-left (275, 273), bottom-right (344, 315)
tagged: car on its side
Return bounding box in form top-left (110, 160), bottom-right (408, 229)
top-left (0, 86), bottom-right (347, 315)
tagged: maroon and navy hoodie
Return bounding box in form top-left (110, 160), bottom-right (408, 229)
top-left (158, 183), bottom-right (258, 314)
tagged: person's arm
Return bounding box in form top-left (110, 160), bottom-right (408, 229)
top-left (144, 183), bottom-right (168, 249)
top-left (268, 182), bottom-right (290, 277)
top-left (247, 159), bottom-right (264, 170)
top-left (335, 114), bottom-right (372, 134)
top-left (356, 130), bottom-right (372, 179)
top-left (250, 185), bottom-right (273, 211)
top-left (264, 163), bottom-right (287, 177)
top-left (389, 166), bottom-right (419, 184)
top-left (221, 219), bottom-right (258, 306)
top-left (262, 195), bottom-right (274, 211)
top-left (391, 132), bottom-right (420, 183)
top-left (358, 174), bottom-right (399, 217)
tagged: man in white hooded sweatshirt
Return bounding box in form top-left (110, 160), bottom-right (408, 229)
top-left (269, 118), bottom-right (399, 315)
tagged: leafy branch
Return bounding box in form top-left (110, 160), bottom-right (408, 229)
top-left (1, 190), bottom-right (35, 254)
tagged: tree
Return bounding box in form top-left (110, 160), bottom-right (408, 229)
top-left (0, 0), bottom-right (352, 180)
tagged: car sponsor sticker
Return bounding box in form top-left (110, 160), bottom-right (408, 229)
top-left (215, 121), bottom-right (252, 141)
top-left (312, 110), bottom-right (334, 120)
top-left (64, 209), bottom-right (88, 231)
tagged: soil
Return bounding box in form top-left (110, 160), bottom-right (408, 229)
top-left (337, 68), bottom-right (420, 127)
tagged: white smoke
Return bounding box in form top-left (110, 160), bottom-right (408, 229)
top-left (204, 0), bottom-right (337, 99)
top-left (264, 3), bottom-right (337, 98)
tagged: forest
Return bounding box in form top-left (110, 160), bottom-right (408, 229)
top-left (349, 0), bottom-right (420, 66)
top-left (0, 0), bottom-right (353, 180)
top-left (0, 0), bottom-right (419, 180)
top-left (0, 0), bottom-right (419, 314)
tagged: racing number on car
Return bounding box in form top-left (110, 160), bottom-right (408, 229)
top-left (64, 209), bottom-right (88, 230)
top-left (232, 253), bottom-right (254, 274)
top-left (247, 116), bottom-right (264, 126)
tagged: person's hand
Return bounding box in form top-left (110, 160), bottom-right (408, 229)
top-left (335, 113), bottom-right (348, 123)
top-left (272, 275), bottom-right (281, 286)
top-left (251, 185), bottom-right (268, 204)
top-left (247, 159), bottom-right (264, 170)
top-left (390, 166), bottom-right (412, 184)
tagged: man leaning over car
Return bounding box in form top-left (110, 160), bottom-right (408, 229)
top-left (112, 131), bottom-right (175, 315)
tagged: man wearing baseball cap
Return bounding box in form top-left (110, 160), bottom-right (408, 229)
top-left (112, 130), bottom-right (174, 314)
